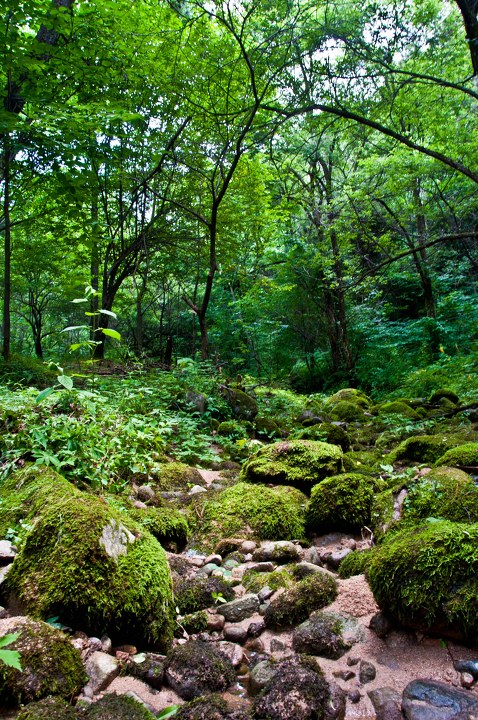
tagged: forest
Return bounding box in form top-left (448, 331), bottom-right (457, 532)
top-left (1, 2), bottom-right (478, 720)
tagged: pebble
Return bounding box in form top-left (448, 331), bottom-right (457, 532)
top-left (189, 485), bottom-right (207, 495)
top-left (205, 554), bottom-right (222, 566)
top-left (359, 660), bottom-right (376, 684)
top-left (137, 485), bottom-right (155, 502)
top-left (247, 619), bottom-right (265, 637)
top-left (347, 656), bottom-right (360, 666)
top-left (240, 540), bottom-right (257, 554)
top-left (217, 594), bottom-right (260, 622)
top-left (223, 625), bottom-right (248, 643)
top-left (348, 689), bottom-right (361, 703)
top-left (369, 611), bottom-right (393, 638)
top-left (207, 613), bottom-right (225, 632)
top-left (461, 672), bottom-right (474, 689)
top-left (333, 669), bottom-right (355, 681)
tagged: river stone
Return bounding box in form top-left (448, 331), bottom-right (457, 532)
top-left (165, 640), bottom-right (235, 700)
top-left (85, 651), bottom-right (120, 693)
top-left (359, 660), bottom-right (376, 684)
top-left (217, 594), bottom-right (260, 621)
top-left (454, 660), bottom-right (478, 680)
top-left (249, 659), bottom-right (278, 696)
top-left (402, 679), bottom-right (478, 720)
top-left (292, 613), bottom-right (349, 659)
top-left (223, 625), bottom-right (248, 643)
top-left (253, 541), bottom-right (301, 564)
top-left (368, 687), bottom-right (402, 720)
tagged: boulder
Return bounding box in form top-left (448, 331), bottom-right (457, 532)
top-left (435, 443), bottom-right (478, 471)
top-left (264, 573), bottom-right (337, 629)
top-left (82, 693), bottom-right (157, 719)
top-left (402, 679), bottom-right (478, 720)
top-left (164, 640), bottom-right (235, 700)
top-left (221, 387), bottom-right (258, 421)
top-left (16, 697), bottom-right (77, 720)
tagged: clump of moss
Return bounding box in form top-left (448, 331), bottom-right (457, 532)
top-left (175, 610), bottom-right (209, 637)
top-left (329, 401), bottom-right (365, 422)
top-left (242, 568), bottom-right (294, 594)
top-left (342, 451), bottom-right (378, 473)
top-left (367, 520), bottom-right (478, 641)
top-left (82, 693), bottom-right (156, 719)
top-left (306, 473), bottom-right (385, 535)
top-left (173, 575), bottom-right (235, 614)
top-left (3, 466), bottom-right (174, 650)
top-left (152, 462), bottom-right (204, 491)
top-left (375, 401), bottom-right (421, 420)
top-left (190, 482), bottom-right (307, 551)
top-left (327, 388), bottom-right (372, 408)
top-left (221, 387), bottom-right (258, 421)
top-left (338, 549), bottom-right (372, 578)
top-left (165, 640), bottom-right (236, 700)
top-left (240, 440), bottom-right (343, 491)
top-left (429, 389), bottom-right (459, 405)
top-left (0, 619), bottom-right (87, 707)
top-left (176, 692), bottom-right (252, 719)
top-left (216, 420), bottom-right (247, 437)
top-left (254, 416), bottom-right (281, 439)
top-left (370, 483), bottom-right (407, 538)
top-left (294, 423), bottom-right (351, 452)
top-left (127, 505), bottom-right (189, 551)
top-left (389, 435), bottom-right (457, 465)
top-left (403, 467), bottom-right (478, 523)
top-left (264, 572), bottom-right (337, 628)
top-left (17, 697), bottom-right (76, 720)
top-left (435, 443), bottom-right (478, 469)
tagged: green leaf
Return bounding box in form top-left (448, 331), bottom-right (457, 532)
top-left (0, 649), bottom-right (22, 671)
top-left (100, 309), bottom-right (117, 318)
top-left (62, 325), bottom-right (89, 332)
top-left (0, 632), bottom-right (20, 649)
top-left (157, 707), bottom-right (179, 719)
top-left (101, 328), bottom-right (121, 341)
top-left (35, 387), bottom-right (57, 404)
top-left (71, 298), bottom-right (88, 304)
top-left (57, 375), bottom-right (74, 391)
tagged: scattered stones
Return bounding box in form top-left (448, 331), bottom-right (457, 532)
top-left (217, 594), bottom-right (260, 622)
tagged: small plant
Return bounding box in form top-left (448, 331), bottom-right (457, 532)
top-left (211, 591), bottom-right (227, 605)
top-left (0, 632), bottom-right (22, 670)
top-left (157, 706), bottom-right (179, 719)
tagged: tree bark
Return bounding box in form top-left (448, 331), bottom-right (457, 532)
top-left (454, 0), bottom-right (478, 77)
top-left (2, 133), bottom-right (11, 360)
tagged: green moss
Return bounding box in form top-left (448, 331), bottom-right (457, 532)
top-left (306, 473), bottom-right (385, 535)
top-left (0, 619), bottom-right (87, 707)
top-left (429, 389), bottom-right (459, 405)
top-left (329, 400), bottom-right (365, 422)
top-left (175, 610), bottom-right (209, 637)
top-left (216, 420), bottom-right (247, 437)
top-left (327, 388), bottom-right (372, 408)
top-left (264, 572), bottom-right (337, 628)
top-left (367, 520), bottom-right (478, 640)
top-left (375, 401), bottom-right (421, 420)
top-left (403, 467), bottom-right (478, 523)
top-left (240, 440), bottom-right (343, 491)
top-left (152, 462), bottom-right (204, 491)
top-left (189, 482), bottom-right (307, 551)
top-left (294, 423), bottom-right (351, 452)
top-left (175, 693), bottom-right (251, 720)
top-left (242, 568), bottom-right (294, 594)
top-left (17, 696), bottom-right (77, 720)
top-left (165, 641), bottom-right (236, 699)
top-left (435, 443), bottom-right (478, 468)
top-left (82, 693), bottom-right (156, 719)
top-left (221, 387), bottom-right (258, 421)
top-left (126, 505), bottom-right (189, 551)
top-left (389, 435), bottom-right (457, 465)
top-left (173, 575), bottom-right (235, 615)
top-left (254, 416), bottom-right (281, 439)
top-left (343, 450), bottom-right (380, 473)
top-left (3, 466), bottom-right (174, 650)
top-left (338, 549), bottom-right (372, 578)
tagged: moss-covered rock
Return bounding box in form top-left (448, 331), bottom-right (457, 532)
top-left (327, 388), bottom-right (372, 408)
top-left (306, 473), bottom-right (385, 535)
top-left (370, 483), bottom-right (407, 538)
top-left (337, 549), bottom-right (372, 579)
top-left (429, 389), bottom-right (459, 405)
top-left (342, 451), bottom-right (378, 474)
top-left (242, 568), bottom-right (294, 594)
top-left (165, 640), bottom-right (235, 700)
top-left (221, 387), bottom-right (258, 421)
top-left (329, 401), bottom-right (365, 422)
top-left (0, 618), bottom-right (86, 707)
top-left (403, 467), bottom-right (478, 523)
top-left (126, 505), bottom-right (189, 551)
top-left (367, 520), bottom-right (478, 641)
top-left (2, 466), bottom-right (174, 649)
top-left (375, 401), bottom-right (421, 420)
top-left (217, 420), bottom-right (247, 437)
top-left (173, 575), bottom-right (235, 614)
top-left (153, 463), bottom-right (204, 491)
top-left (294, 423), bottom-right (351, 452)
top-left (17, 696), bottom-right (77, 720)
top-left (389, 435), bottom-right (457, 465)
top-left (82, 693), bottom-right (156, 719)
top-left (264, 573), bottom-right (337, 628)
top-left (189, 482), bottom-right (307, 551)
top-left (240, 440), bottom-right (343, 492)
top-left (176, 693), bottom-right (252, 720)
top-left (254, 416), bottom-right (281, 439)
top-left (435, 443), bottom-right (478, 469)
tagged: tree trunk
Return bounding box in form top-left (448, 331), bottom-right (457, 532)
top-left (90, 188), bottom-right (100, 339)
top-left (454, 0), bottom-right (478, 77)
top-left (413, 181), bottom-right (436, 319)
top-left (2, 133), bottom-right (11, 360)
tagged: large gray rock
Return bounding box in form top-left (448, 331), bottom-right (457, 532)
top-left (402, 679), bottom-right (478, 720)
top-left (85, 651), bottom-right (120, 693)
top-left (217, 594), bottom-right (260, 622)
top-left (292, 612), bottom-right (349, 659)
top-left (252, 541), bottom-right (301, 564)
top-left (368, 687), bottom-right (402, 720)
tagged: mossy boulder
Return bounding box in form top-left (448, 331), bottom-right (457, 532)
top-left (389, 435), bottom-right (457, 465)
top-left (242, 567), bottom-right (294, 594)
top-left (17, 697), bottom-right (77, 720)
top-left (429, 389), bottom-right (459, 405)
top-left (240, 440), bottom-right (343, 492)
top-left (82, 694), bottom-right (156, 719)
top-left (153, 462), bottom-right (204, 491)
top-left (164, 640), bottom-right (235, 700)
top-left (294, 423), bottom-right (351, 452)
top-left (190, 482), bottom-right (307, 551)
top-left (342, 451), bottom-right (378, 474)
top-left (367, 520), bottom-right (478, 641)
top-left (370, 484), bottom-right (407, 538)
top-left (126, 505), bottom-right (189, 551)
top-left (217, 420), bottom-right (247, 437)
top-left (254, 416), bottom-right (281, 439)
top-left (329, 401), bottom-right (365, 423)
top-left (327, 388), bottom-right (372, 408)
top-left (0, 618), bottom-right (87, 707)
top-left (264, 572), bottom-right (337, 628)
top-left (2, 466), bottom-right (174, 649)
top-left (221, 387), bottom-right (258, 421)
top-left (435, 443), bottom-right (478, 469)
top-left (176, 694), bottom-right (252, 720)
top-left (173, 575), bottom-right (235, 614)
top-left (403, 467), bottom-right (478, 524)
top-left (375, 401), bottom-right (421, 420)
top-left (338, 549), bottom-right (372, 578)
top-left (306, 473), bottom-right (385, 535)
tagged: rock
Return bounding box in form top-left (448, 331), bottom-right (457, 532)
top-left (253, 541), bottom-right (301, 564)
top-left (359, 660), bottom-right (376, 684)
top-left (164, 640), bottom-right (235, 700)
top-left (258, 586), bottom-right (275, 602)
top-left (402, 679), bottom-right (478, 720)
top-left (0, 540), bottom-right (16, 564)
top-left (198, 562), bottom-right (220, 576)
top-left (128, 652), bottom-right (166, 690)
top-left (101, 635), bottom-right (112, 653)
top-left (221, 387), bottom-right (258, 420)
top-left (16, 697), bottom-right (77, 720)
top-left (249, 659), bottom-right (278, 695)
top-left (292, 612), bottom-right (349, 659)
top-left (185, 390), bottom-right (208, 414)
top-left (455, 660), bottom-right (478, 679)
top-left (82, 693), bottom-right (158, 719)
top-left (217, 640), bottom-right (244, 667)
top-left (264, 573), bottom-right (338, 629)
top-left (85, 651), bottom-right (120, 693)
top-left (217, 594), bottom-right (260, 622)
top-left (324, 548), bottom-right (352, 569)
top-left (89, 637), bottom-right (103, 652)
top-left (207, 613), bottom-right (225, 632)
top-left (240, 540), bottom-right (257, 553)
top-left (189, 485), bottom-right (207, 495)
top-left (369, 611), bottom-right (393, 638)
top-left (245, 637), bottom-right (265, 653)
top-left (137, 485), bottom-right (156, 502)
top-left (174, 692), bottom-right (252, 719)
top-left (348, 689), bottom-right (362, 704)
top-left (223, 625), bottom-right (248, 643)
top-left (460, 672), bottom-right (474, 689)
top-left (294, 561), bottom-right (335, 578)
top-left (249, 561), bottom-right (276, 572)
top-left (333, 670), bottom-right (355, 681)
top-left (173, 574), bottom-right (235, 614)
top-left (368, 687), bottom-right (402, 720)
top-left (254, 655), bottom-right (345, 720)
top-left (248, 619), bottom-right (265, 637)
top-left (0, 617), bottom-right (86, 706)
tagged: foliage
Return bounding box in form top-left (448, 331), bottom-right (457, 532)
top-left (0, 633), bottom-right (22, 672)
